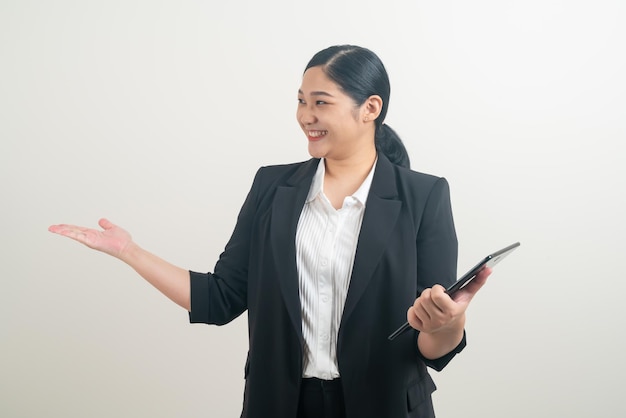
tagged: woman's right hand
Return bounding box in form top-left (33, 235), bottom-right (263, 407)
top-left (49, 218), bottom-right (191, 310)
top-left (48, 218), bottom-right (133, 259)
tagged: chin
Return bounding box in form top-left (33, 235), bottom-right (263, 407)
top-left (307, 144), bottom-right (328, 159)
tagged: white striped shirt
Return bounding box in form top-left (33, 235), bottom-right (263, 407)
top-left (295, 158), bottom-right (376, 379)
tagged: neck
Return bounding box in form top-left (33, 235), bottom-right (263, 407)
top-left (324, 145), bottom-right (377, 181)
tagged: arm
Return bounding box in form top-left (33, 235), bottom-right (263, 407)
top-left (48, 218), bottom-right (190, 310)
top-left (409, 177), bottom-right (491, 365)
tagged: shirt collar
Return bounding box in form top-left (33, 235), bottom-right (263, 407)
top-left (305, 157), bottom-right (378, 207)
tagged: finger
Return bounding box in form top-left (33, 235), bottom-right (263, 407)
top-left (413, 290), bottom-right (440, 323)
top-left (48, 223), bottom-right (94, 244)
top-left (411, 299), bottom-right (450, 333)
top-left (406, 306), bottom-right (424, 331)
top-left (98, 218), bottom-right (114, 230)
top-left (415, 300), bottom-right (433, 322)
top-left (49, 223), bottom-right (90, 233)
top-left (476, 266), bottom-right (492, 281)
top-left (429, 285), bottom-right (452, 312)
top-left (463, 267), bottom-right (492, 294)
top-left (48, 224), bottom-right (77, 235)
top-left (54, 228), bottom-right (90, 244)
top-left (453, 267), bottom-right (493, 303)
top-left (48, 224), bottom-right (73, 233)
top-left (416, 288), bottom-right (439, 315)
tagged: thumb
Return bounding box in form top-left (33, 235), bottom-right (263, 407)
top-left (98, 218), bottom-right (114, 230)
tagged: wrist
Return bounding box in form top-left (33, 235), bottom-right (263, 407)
top-left (418, 320), bottom-right (465, 360)
top-left (118, 240), bottom-right (140, 263)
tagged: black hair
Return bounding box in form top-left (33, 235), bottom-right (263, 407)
top-left (305, 45), bottom-right (411, 169)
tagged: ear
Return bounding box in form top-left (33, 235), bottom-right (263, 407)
top-left (362, 95), bottom-right (383, 123)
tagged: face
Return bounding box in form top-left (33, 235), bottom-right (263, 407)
top-left (297, 66), bottom-right (374, 161)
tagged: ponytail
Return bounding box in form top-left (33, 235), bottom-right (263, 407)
top-left (375, 124), bottom-right (410, 169)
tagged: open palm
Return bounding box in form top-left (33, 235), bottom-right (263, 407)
top-left (48, 218), bottom-right (132, 259)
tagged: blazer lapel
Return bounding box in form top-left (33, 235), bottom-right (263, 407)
top-left (270, 159), bottom-right (319, 341)
top-left (341, 155), bottom-right (402, 325)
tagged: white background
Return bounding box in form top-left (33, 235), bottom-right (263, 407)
top-left (1, 1), bottom-right (624, 417)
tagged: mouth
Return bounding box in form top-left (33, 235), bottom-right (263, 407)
top-left (307, 130), bottom-right (328, 141)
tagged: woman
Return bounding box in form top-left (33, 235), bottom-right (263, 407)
top-left (49, 45), bottom-right (491, 418)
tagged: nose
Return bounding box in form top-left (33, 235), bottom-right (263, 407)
top-left (298, 105), bottom-right (317, 125)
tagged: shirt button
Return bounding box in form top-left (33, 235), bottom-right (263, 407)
top-left (322, 296), bottom-right (329, 303)
top-left (320, 259), bottom-right (328, 266)
top-left (321, 334), bottom-right (329, 341)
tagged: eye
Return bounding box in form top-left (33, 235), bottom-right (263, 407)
top-left (315, 100), bottom-right (327, 105)
top-left (297, 98), bottom-right (306, 104)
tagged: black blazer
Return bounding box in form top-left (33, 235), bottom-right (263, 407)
top-left (189, 154), bottom-right (463, 418)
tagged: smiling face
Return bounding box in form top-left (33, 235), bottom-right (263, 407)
top-left (297, 66), bottom-right (376, 162)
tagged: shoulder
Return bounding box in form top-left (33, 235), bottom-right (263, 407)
top-left (248, 158), bottom-right (318, 193)
top-left (372, 154), bottom-right (452, 203)
top-left (375, 152), bottom-right (446, 188)
top-left (392, 164), bottom-right (451, 195)
top-left (386, 165), bottom-right (454, 223)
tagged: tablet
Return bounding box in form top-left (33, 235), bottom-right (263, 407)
top-left (387, 242), bottom-right (521, 341)
top-left (444, 241), bottom-right (520, 295)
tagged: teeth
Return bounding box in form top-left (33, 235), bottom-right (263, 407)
top-left (309, 130), bottom-right (328, 137)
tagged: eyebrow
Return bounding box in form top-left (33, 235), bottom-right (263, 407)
top-left (297, 89), bottom-right (335, 97)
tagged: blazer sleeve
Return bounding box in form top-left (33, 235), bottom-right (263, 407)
top-left (415, 176), bottom-right (464, 371)
top-left (188, 168), bottom-right (264, 325)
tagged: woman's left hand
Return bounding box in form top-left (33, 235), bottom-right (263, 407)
top-left (407, 267), bottom-right (492, 335)
top-left (408, 267), bottom-right (492, 359)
